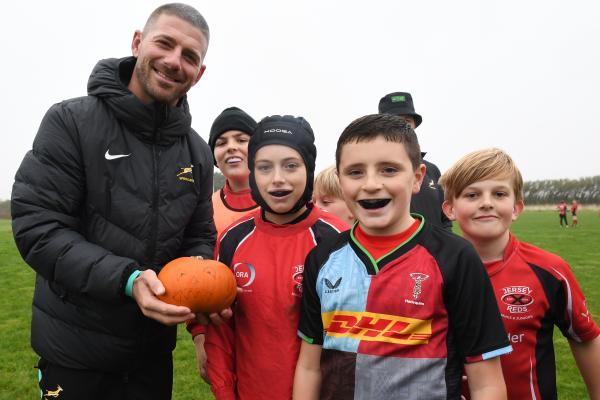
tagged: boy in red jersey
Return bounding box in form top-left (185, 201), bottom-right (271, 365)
top-left (190, 115), bottom-right (348, 399)
top-left (439, 148), bottom-right (600, 399)
top-left (294, 114), bottom-right (510, 400)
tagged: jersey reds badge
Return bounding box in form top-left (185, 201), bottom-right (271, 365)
top-left (292, 264), bottom-right (304, 297)
top-left (501, 286), bottom-right (534, 313)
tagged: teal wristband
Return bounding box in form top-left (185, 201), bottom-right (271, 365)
top-left (125, 270), bottom-right (142, 297)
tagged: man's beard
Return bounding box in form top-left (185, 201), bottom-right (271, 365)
top-left (135, 60), bottom-right (187, 105)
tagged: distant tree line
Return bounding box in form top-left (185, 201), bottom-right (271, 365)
top-left (524, 176), bottom-right (600, 205)
top-left (1, 175), bottom-right (597, 220)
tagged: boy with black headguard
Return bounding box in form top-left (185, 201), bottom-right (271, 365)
top-left (200, 115), bottom-right (348, 399)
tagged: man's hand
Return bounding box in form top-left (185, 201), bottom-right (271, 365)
top-left (194, 287), bottom-right (241, 325)
top-left (194, 308), bottom-right (234, 326)
top-left (193, 334), bottom-right (209, 383)
top-left (132, 269), bottom-right (195, 325)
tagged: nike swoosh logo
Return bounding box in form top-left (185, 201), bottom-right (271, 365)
top-left (105, 150), bottom-right (131, 160)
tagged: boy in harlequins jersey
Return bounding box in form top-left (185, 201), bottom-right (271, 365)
top-left (194, 115), bottom-right (348, 399)
top-left (439, 148), bottom-right (600, 399)
top-left (294, 114), bottom-right (511, 400)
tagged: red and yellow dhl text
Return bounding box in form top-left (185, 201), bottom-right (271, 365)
top-left (322, 311), bottom-right (432, 345)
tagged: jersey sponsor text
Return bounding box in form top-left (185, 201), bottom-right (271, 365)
top-left (322, 311), bottom-right (432, 345)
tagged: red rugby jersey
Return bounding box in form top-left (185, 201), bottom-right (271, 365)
top-left (205, 207), bottom-right (347, 400)
top-left (465, 234), bottom-right (600, 399)
top-left (558, 204), bottom-right (567, 215)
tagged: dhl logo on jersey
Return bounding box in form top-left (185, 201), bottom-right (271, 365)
top-left (322, 311), bottom-right (432, 345)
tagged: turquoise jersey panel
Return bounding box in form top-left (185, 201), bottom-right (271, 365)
top-left (317, 243), bottom-right (371, 353)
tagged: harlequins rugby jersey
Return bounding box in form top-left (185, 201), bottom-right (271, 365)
top-left (205, 207), bottom-right (348, 400)
top-left (473, 234), bottom-right (600, 399)
top-left (298, 217), bottom-right (512, 400)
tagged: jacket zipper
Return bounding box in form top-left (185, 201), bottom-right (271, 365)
top-left (148, 144), bottom-right (159, 264)
top-left (148, 104), bottom-right (168, 264)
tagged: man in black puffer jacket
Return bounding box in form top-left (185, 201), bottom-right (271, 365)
top-left (11, 4), bottom-right (222, 399)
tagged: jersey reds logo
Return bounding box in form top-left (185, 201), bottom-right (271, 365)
top-left (501, 286), bottom-right (534, 313)
top-left (233, 262), bottom-right (256, 288)
top-left (292, 265), bottom-right (304, 297)
top-left (322, 311), bottom-right (432, 345)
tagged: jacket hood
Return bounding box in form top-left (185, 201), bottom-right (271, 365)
top-left (87, 57), bottom-right (192, 144)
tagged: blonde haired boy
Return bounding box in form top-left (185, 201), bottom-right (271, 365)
top-left (313, 165), bottom-right (355, 225)
top-left (439, 148), bottom-right (600, 399)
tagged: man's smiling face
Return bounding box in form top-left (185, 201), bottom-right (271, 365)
top-left (129, 14), bottom-right (208, 105)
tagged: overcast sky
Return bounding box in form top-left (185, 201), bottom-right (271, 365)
top-left (1, 0), bottom-right (598, 200)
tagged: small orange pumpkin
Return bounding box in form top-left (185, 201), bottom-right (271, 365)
top-left (157, 257), bottom-right (237, 313)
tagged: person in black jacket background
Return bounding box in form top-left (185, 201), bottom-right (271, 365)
top-left (378, 92), bottom-right (453, 230)
top-left (11, 3), bottom-right (224, 399)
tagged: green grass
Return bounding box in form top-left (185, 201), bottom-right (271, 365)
top-left (1, 211), bottom-right (599, 399)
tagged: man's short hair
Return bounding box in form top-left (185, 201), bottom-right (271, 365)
top-left (144, 3), bottom-right (210, 42)
top-left (335, 114), bottom-right (422, 170)
top-left (439, 148), bottom-right (524, 202)
top-left (314, 165), bottom-right (343, 199)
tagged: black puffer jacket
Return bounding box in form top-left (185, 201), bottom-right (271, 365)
top-left (11, 57), bottom-right (216, 372)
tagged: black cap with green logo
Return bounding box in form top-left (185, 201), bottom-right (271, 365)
top-left (378, 92), bottom-right (422, 127)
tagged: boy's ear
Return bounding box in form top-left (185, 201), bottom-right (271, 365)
top-left (442, 200), bottom-right (456, 221)
top-left (412, 163), bottom-right (427, 194)
top-left (512, 199), bottom-right (525, 221)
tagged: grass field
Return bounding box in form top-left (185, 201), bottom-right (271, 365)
top-left (1, 210), bottom-right (599, 399)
